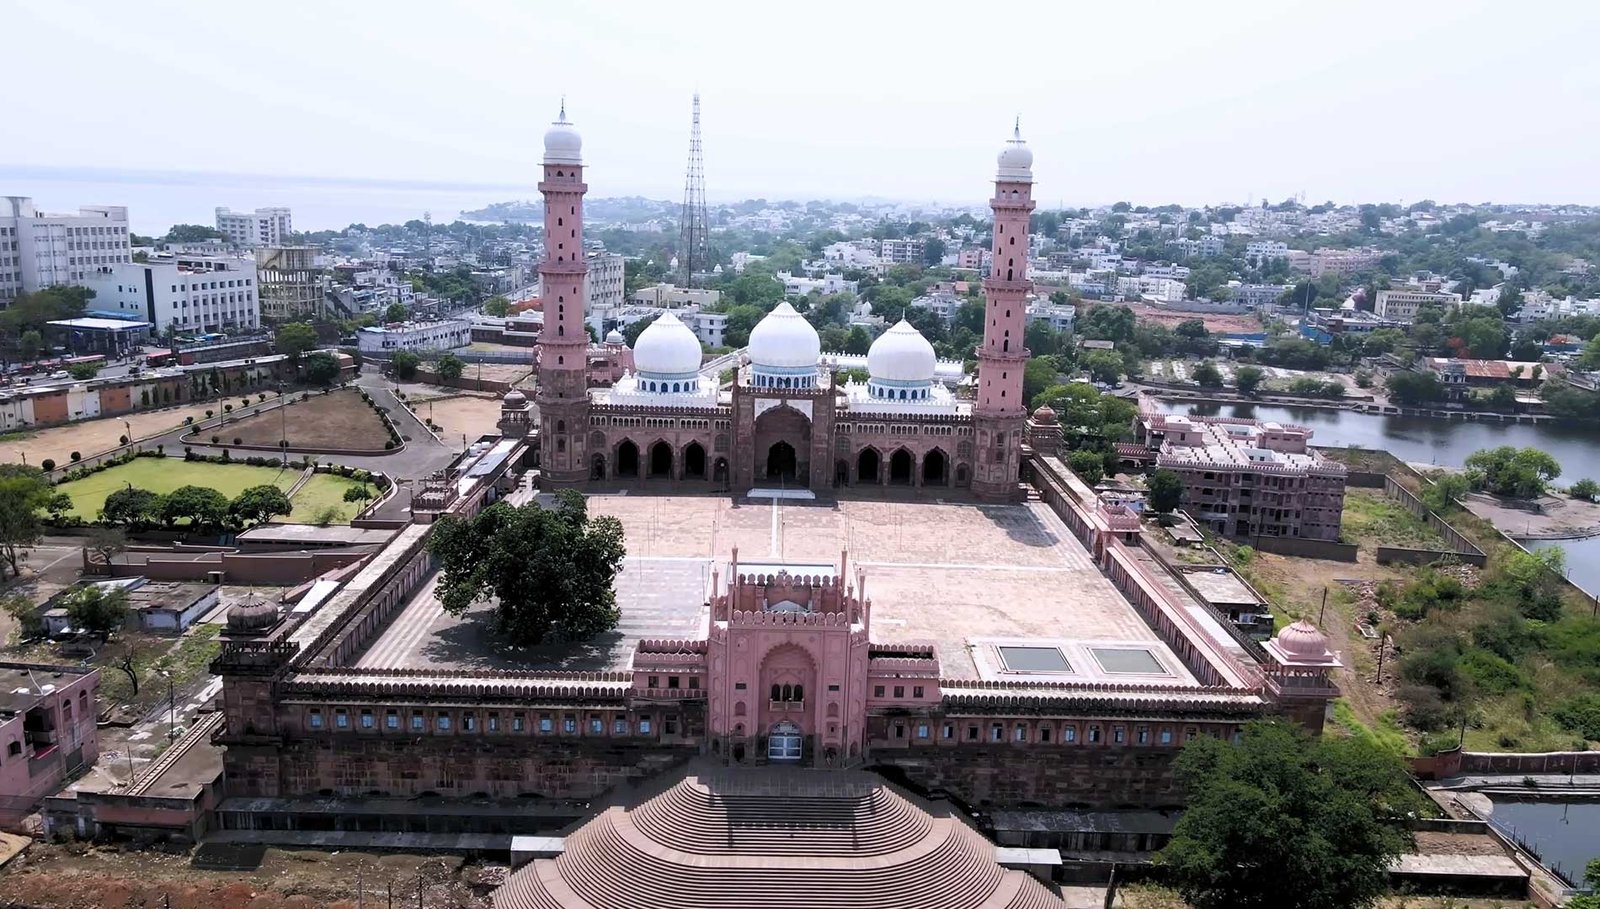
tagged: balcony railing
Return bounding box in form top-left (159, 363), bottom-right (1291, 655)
top-left (769, 700), bottom-right (805, 712)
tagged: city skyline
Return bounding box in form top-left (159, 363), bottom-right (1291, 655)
top-left (7, 0), bottom-right (1598, 213)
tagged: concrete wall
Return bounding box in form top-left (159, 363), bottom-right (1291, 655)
top-left (1413, 749), bottom-right (1600, 780)
top-left (1249, 535), bottom-right (1359, 562)
top-left (1377, 545), bottom-right (1488, 568)
top-left (1383, 476), bottom-right (1487, 562)
top-left (874, 744), bottom-right (1187, 810)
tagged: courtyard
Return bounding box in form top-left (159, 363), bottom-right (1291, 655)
top-left (54, 458), bottom-right (370, 524)
top-left (2, 400), bottom-right (224, 468)
top-left (354, 494), bottom-right (1181, 681)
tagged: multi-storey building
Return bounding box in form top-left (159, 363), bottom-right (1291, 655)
top-left (1374, 286), bottom-right (1463, 323)
top-left (82, 254), bottom-right (260, 334)
top-left (356, 319), bottom-right (471, 354)
top-left (215, 207), bottom-right (293, 248)
top-left (584, 251), bottom-right (625, 316)
top-left (1245, 240), bottom-right (1290, 263)
top-left (0, 663), bottom-right (99, 826)
top-left (878, 237), bottom-right (926, 264)
top-left (0, 196), bottom-right (131, 303)
top-left (254, 246), bottom-right (325, 321)
top-left (1135, 404), bottom-right (1348, 541)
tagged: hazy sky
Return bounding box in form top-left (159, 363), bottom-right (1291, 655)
top-left (8, 0), bottom-right (1600, 208)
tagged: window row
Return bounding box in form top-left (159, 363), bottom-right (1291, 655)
top-left (871, 684), bottom-right (927, 699)
top-left (304, 707), bottom-right (680, 737)
top-left (883, 719), bottom-right (1226, 747)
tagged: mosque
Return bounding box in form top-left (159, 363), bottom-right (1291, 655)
top-left (500, 107), bottom-right (1039, 500)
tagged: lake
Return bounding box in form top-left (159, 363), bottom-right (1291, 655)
top-left (1485, 797), bottom-right (1600, 886)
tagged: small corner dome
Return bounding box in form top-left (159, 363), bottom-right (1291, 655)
top-left (502, 389), bottom-right (527, 406)
top-left (748, 302), bottom-right (821, 369)
top-left (543, 107), bottom-right (582, 166)
top-left (867, 319), bottom-right (937, 383)
top-left (604, 328), bottom-right (625, 344)
top-left (632, 311), bottom-right (703, 377)
top-left (1031, 404), bottom-right (1058, 423)
top-left (1274, 619), bottom-right (1333, 661)
top-left (996, 121), bottom-right (1034, 182)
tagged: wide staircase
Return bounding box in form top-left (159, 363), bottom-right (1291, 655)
top-left (493, 768), bottom-right (1065, 909)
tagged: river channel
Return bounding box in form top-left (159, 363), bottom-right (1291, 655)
top-left (1153, 399), bottom-right (1600, 595)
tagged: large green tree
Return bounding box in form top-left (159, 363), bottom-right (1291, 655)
top-left (303, 351), bottom-right (341, 386)
top-left (436, 353), bottom-right (465, 381)
top-left (159, 485), bottom-right (230, 528)
top-left (275, 322), bottom-right (319, 362)
top-left (1233, 365), bottom-right (1264, 397)
top-left (1158, 721), bottom-right (1420, 909)
top-left (390, 349), bottom-right (420, 380)
top-left (0, 465), bottom-right (61, 579)
top-left (1147, 469), bottom-right (1184, 514)
top-left (1464, 445), bottom-right (1561, 499)
top-left (428, 490), bottom-right (626, 646)
top-left (63, 585), bottom-right (129, 637)
top-left (101, 486), bottom-right (163, 528)
top-left (230, 485), bottom-right (294, 527)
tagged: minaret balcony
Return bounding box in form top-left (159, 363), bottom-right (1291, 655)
top-left (540, 260), bottom-right (589, 275)
top-left (976, 346), bottom-right (1031, 363)
top-left (537, 179), bottom-right (588, 194)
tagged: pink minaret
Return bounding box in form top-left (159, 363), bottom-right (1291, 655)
top-left (971, 120), bottom-right (1036, 502)
top-left (535, 101), bottom-right (591, 487)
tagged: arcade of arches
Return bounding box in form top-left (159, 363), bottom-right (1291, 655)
top-left (585, 436), bottom-right (965, 489)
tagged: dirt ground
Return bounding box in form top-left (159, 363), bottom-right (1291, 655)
top-left (1462, 491), bottom-right (1600, 539)
top-left (1123, 301), bottom-right (1264, 334)
top-left (4, 401), bottom-right (228, 467)
top-left (0, 844), bottom-right (491, 909)
top-left (217, 390), bottom-right (391, 450)
top-left (407, 394), bottom-right (506, 444)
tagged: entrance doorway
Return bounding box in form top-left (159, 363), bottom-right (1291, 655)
top-left (649, 441), bottom-right (673, 478)
top-left (834, 459), bottom-right (848, 487)
top-left (590, 454), bottom-right (606, 480)
top-left (857, 448), bottom-right (880, 484)
top-left (767, 441), bottom-right (798, 481)
top-left (922, 449), bottom-right (947, 486)
top-left (684, 442), bottom-right (706, 479)
top-left (768, 722), bottom-right (803, 762)
top-left (617, 440), bottom-right (639, 478)
top-left (889, 449), bottom-right (914, 485)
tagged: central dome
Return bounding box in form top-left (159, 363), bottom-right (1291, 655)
top-left (867, 320), bottom-right (937, 383)
top-left (543, 103), bottom-right (582, 166)
top-left (632, 311), bottom-right (703, 378)
top-left (748, 302), bottom-right (821, 370)
top-left (996, 120), bottom-right (1033, 182)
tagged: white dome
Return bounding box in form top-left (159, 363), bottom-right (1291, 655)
top-left (748, 302), bottom-right (821, 370)
top-left (867, 320), bottom-right (937, 383)
top-left (996, 119), bottom-right (1033, 183)
top-left (543, 103), bottom-right (582, 166)
top-left (632, 312), bottom-right (703, 377)
top-left (604, 328), bottom-right (625, 344)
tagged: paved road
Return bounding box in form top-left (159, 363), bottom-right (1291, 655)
top-left (141, 372), bottom-right (460, 482)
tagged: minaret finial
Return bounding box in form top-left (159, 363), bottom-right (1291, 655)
top-left (559, 96), bottom-right (567, 122)
top-left (1013, 115), bottom-right (1021, 140)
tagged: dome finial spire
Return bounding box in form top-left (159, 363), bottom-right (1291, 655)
top-left (1013, 115), bottom-right (1021, 140)
top-left (558, 95), bottom-right (568, 123)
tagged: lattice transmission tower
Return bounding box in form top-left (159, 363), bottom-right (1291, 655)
top-left (679, 93), bottom-right (710, 288)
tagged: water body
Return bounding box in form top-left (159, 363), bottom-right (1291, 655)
top-left (1485, 798), bottom-right (1600, 885)
top-left (0, 166), bottom-right (534, 233)
top-left (1154, 399), bottom-right (1600, 594)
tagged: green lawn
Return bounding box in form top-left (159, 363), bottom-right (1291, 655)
top-left (55, 458), bottom-right (369, 525)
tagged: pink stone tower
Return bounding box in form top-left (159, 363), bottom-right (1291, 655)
top-left (536, 101), bottom-right (592, 487)
top-left (971, 120), bottom-right (1036, 501)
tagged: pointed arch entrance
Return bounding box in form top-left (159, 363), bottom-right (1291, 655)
top-left (889, 448), bottom-right (914, 485)
top-left (922, 448), bottom-right (948, 486)
top-left (684, 442), bottom-right (707, 480)
top-left (590, 453), bottom-right (606, 480)
top-left (766, 441), bottom-right (798, 482)
top-left (648, 441), bottom-right (673, 478)
top-left (857, 448), bottom-right (880, 484)
top-left (834, 459), bottom-right (849, 487)
top-left (617, 440), bottom-right (639, 478)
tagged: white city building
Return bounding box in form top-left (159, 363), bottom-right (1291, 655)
top-left (82, 254), bottom-right (260, 333)
top-left (215, 207), bottom-right (293, 247)
top-left (357, 319), bottom-right (471, 354)
top-left (1246, 240), bottom-right (1290, 262)
top-left (0, 196), bottom-right (131, 303)
top-left (1374, 287), bottom-right (1463, 323)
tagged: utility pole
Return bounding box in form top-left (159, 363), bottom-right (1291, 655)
top-left (168, 675), bottom-right (176, 742)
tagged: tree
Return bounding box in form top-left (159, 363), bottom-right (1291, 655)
top-left (162, 224), bottom-right (225, 244)
top-left (622, 314), bottom-right (659, 347)
top-left (1191, 361), bottom-right (1224, 388)
top-left (1421, 473), bottom-right (1471, 512)
top-left (1157, 721), bottom-right (1419, 909)
top-left (1464, 446), bottom-right (1561, 499)
top-left (1068, 450), bottom-right (1104, 486)
top-left (1022, 358), bottom-right (1058, 404)
top-left (2, 594), bottom-right (44, 639)
top-left (344, 485), bottom-right (374, 504)
top-left (1567, 860), bottom-right (1600, 909)
top-left (483, 295), bottom-right (511, 317)
top-left (275, 322), bottom-right (319, 362)
top-left (229, 485), bottom-right (293, 527)
top-left (921, 237), bottom-right (947, 266)
top-left (383, 302), bottom-right (410, 323)
top-left (1570, 478), bottom-right (1600, 501)
top-left (159, 485), bottom-right (230, 528)
top-left (0, 465), bottom-right (56, 579)
top-left (101, 486), bottom-right (163, 528)
top-left (428, 490), bottom-right (626, 646)
top-left (67, 361), bottom-right (100, 380)
top-left (1148, 469), bottom-right (1184, 514)
top-left (302, 351), bottom-right (341, 386)
top-left (87, 526), bottom-right (127, 566)
top-left (1233, 365), bottom-right (1264, 397)
top-left (1079, 304), bottom-right (1136, 344)
top-left (1385, 371), bottom-right (1444, 405)
top-left (63, 585), bottom-right (129, 637)
top-left (1082, 350), bottom-right (1124, 384)
top-left (436, 353), bottom-right (465, 382)
top-left (17, 330), bottom-right (43, 361)
top-left (844, 325), bottom-right (872, 355)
